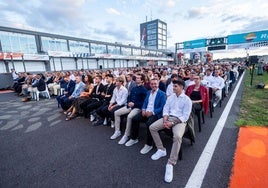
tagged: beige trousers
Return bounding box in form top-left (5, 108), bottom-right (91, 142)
top-left (114, 106), bottom-right (141, 136)
top-left (149, 117), bottom-right (186, 165)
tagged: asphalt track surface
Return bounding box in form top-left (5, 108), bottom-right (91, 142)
top-left (0, 75), bottom-right (244, 188)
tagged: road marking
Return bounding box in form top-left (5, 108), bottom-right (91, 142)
top-left (185, 72), bottom-right (245, 188)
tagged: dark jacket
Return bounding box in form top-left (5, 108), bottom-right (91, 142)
top-left (91, 83), bottom-right (105, 100)
top-left (32, 78), bottom-right (46, 91)
top-left (128, 85), bottom-right (148, 109)
top-left (101, 83), bottom-right (116, 102)
top-left (64, 80), bottom-right (76, 97)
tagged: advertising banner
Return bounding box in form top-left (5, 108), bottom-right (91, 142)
top-left (183, 39), bottom-right (206, 49)
top-left (228, 30), bottom-right (268, 44)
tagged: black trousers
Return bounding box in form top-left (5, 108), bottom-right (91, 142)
top-left (131, 112), bottom-right (158, 146)
top-left (80, 98), bottom-right (103, 118)
top-left (96, 103), bottom-right (124, 121)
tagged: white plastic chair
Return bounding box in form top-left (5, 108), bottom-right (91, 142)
top-left (33, 85), bottom-right (51, 101)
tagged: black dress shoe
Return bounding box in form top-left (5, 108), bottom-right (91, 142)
top-left (92, 120), bottom-right (103, 126)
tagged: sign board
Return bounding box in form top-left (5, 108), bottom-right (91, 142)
top-left (0, 52), bottom-right (24, 60)
top-left (183, 39), bottom-right (206, 49)
top-left (228, 30), bottom-right (268, 44)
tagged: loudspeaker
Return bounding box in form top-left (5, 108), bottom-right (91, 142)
top-left (249, 56), bottom-right (258, 65)
top-left (99, 65), bottom-right (102, 70)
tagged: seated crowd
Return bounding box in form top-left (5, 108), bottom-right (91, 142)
top-left (11, 61), bottom-right (245, 183)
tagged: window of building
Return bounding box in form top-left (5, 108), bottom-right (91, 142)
top-left (147, 28), bottom-right (157, 35)
top-left (121, 47), bottom-right (131, 55)
top-left (148, 40), bottom-right (157, 45)
top-left (133, 48), bottom-right (141, 56)
top-left (0, 31), bottom-right (37, 54)
top-left (147, 22), bottom-right (157, 30)
top-left (107, 45), bottom-right (120, 55)
top-left (147, 34), bottom-right (157, 40)
top-left (69, 40), bottom-right (89, 53)
top-left (41, 36), bottom-right (68, 52)
top-left (90, 43), bottom-right (107, 54)
top-left (142, 49), bottom-right (149, 56)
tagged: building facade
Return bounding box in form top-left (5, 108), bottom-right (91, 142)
top-left (140, 19), bottom-right (167, 50)
top-left (0, 26), bottom-right (173, 73)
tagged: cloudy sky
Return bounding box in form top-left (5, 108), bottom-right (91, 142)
top-left (1, 0), bottom-right (268, 58)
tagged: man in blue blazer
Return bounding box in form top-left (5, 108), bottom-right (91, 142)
top-left (125, 78), bottom-right (166, 155)
top-left (57, 75), bottom-right (75, 107)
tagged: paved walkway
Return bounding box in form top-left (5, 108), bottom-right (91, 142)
top-left (0, 85), bottom-right (241, 188)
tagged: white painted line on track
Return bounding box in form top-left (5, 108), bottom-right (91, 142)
top-left (185, 72), bottom-right (245, 188)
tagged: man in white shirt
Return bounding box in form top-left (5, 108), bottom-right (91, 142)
top-left (100, 77), bottom-right (128, 127)
top-left (149, 79), bottom-right (192, 183)
top-left (210, 69), bottom-right (225, 107)
top-left (184, 71), bottom-right (196, 90)
top-left (203, 68), bottom-right (214, 87)
top-left (166, 74), bottom-right (179, 97)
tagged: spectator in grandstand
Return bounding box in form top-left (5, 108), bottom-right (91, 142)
top-left (186, 75), bottom-right (209, 114)
top-left (92, 74), bottom-right (116, 126)
top-left (160, 69), bottom-right (169, 84)
top-left (11, 68), bottom-right (18, 81)
top-left (125, 73), bottom-right (136, 97)
top-left (149, 79), bottom-right (192, 183)
top-left (13, 72), bottom-right (26, 94)
top-left (57, 76), bottom-right (83, 111)
top-left (166, 74), bottom-right (179, 98)
top-left (20, 74), bottom-right (35, 96)
top-left (183, 69), bottom-right (191, 81)
top-left (80, 75), bottom-right (105, 119)
top-left (101, 72), bottom-right (108, 86)
top-left (27, 73), bottom-right (46, 98)
top-left (184, 70), bottom-right (196, 91)
top-left (125, 78), bottom-right (166, 154)
top-left (94, 76), bottom-right (128, 127)
top-left (203, 68), bottom-right (214, 87)
top-left (210, 69), bottom-right (225, 107)
top-left (153, 72), bottom-right (166, 92)
top-left (65, 74), bottom-right (94, 120)
top-left (110, 73), bottom-right (147, 143)
top-left (47, 72), bottom-right (62, 96)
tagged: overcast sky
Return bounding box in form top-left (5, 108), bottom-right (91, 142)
top-left (1, 0), bottom-right (268, 58)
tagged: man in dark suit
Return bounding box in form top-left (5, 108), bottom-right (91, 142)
top-left (92, 74), bottom-right (116, 126)
top-left (125, 78), bottom-right (166, 155)
top-left (56, 75), bottom-right (75, 109)
top-left (125, 73), bottom-right (136, 97)
top-left (153, 72), bottom-right (166, 93)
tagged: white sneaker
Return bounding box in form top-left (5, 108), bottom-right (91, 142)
top-left (111, 121), bottom-right (115, 128)
top-left (118, 135), bottom-right (129, 145)
top-left (140, 144), bottom-right (153, 154)
top-left (110, 130), bottom-right (121, 140)
top-left (103, 118), bottom-right (107, 125)
top-left (125, 139), bottom-right (138, 147)
top-left (164, 164), bottom-right (173, 183)
top-left (151, 149), bottom-right (167, 160)
top-left (90, 114), bottom-right (95, 122)
top-left (213, 102), bottom-right (217, 108)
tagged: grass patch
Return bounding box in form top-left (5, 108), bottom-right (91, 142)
top-left (235, 69), bottom-right (268, 126)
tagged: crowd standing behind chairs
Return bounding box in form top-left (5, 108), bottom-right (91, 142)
top-left (11, 61), bottom-right (246, 183)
